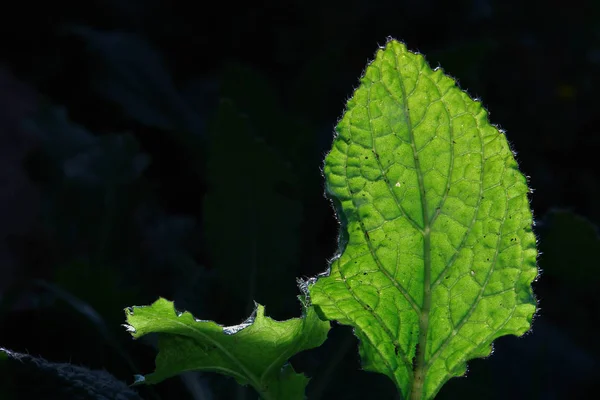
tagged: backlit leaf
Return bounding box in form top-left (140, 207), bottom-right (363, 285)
top-left (124, 298), bottom-right (329, 400)
top-left (309, 39), bottom-right (537, 399)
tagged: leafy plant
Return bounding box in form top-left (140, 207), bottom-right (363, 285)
top-left (124, 39), bottom-right (537, 399)
top-left (124, 297), bottom-right (329, 400)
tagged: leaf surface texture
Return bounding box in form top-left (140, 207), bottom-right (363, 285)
top-left (310, 39), bottom-right (537, 399)
top-left (125, 298), bottom-right (329, 400)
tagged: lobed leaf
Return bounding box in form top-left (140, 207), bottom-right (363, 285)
top-left (309, 39), bottom-right (537, 399)
top-left (124, 298), bottom-right (329, 400)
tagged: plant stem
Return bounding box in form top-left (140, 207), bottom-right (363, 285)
top-left (410, 226), bottom-right (431, 400)
top-left (401, 52), bottom-right (432, 399)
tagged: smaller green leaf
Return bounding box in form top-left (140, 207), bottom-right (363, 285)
top-left (124, 298), bottom-right (330, 400)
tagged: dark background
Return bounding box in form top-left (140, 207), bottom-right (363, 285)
top-left (0, 0), bottom-right (599, 399)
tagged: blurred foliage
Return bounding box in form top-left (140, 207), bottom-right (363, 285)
top-left (0, 348), bottom-right (143, 399)
top-left (0, 0), bottom-right (599, 399)
top-left (204, 99), bottom-right (302, 320)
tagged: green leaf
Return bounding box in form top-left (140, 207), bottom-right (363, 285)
top-left (309, 39), bottom-right (537, 399)
top-left (124, 297), bottom-right (330, 400)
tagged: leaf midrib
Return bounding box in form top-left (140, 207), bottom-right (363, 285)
top-left (391, 50), bottom-right (432, 400)
top-left (379, 48), bottom-right (468, 399)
